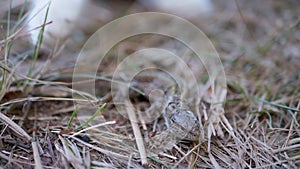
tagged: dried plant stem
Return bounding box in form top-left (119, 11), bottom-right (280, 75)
top-left (32, 140), bottom-right (43, 169)
top-left (0, 112), bottom-right (32, 141)
top-left (125, 100), bottom-right (148, 165)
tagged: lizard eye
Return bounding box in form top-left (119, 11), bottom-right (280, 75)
top-left (168, 103), bottom-right (177, 110)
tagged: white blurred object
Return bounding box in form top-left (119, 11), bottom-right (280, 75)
top-left (139, 0), bottom-right (213, 18)
top-left (27, 0), bottom-right (213, 49)
top-left (27, 0), bottom-right (85, 49)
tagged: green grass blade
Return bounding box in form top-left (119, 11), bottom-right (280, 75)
top-left (28, 2), bottom-right (51, 77)
top-left (252, 96), bottom-right (300, 112)
top-left (76, 103), bottom-right (107, 130)
top-left (67, 106), bottom-right (78, 128)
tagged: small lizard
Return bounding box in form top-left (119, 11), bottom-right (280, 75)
top-left (150, 95), bottom-right (200, 151)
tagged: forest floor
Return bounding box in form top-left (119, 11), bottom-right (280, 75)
top-left (0, 0), bottom-right (299, 168)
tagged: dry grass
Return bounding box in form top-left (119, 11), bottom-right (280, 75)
top-left (0, 0), bottom-right (300, 168)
